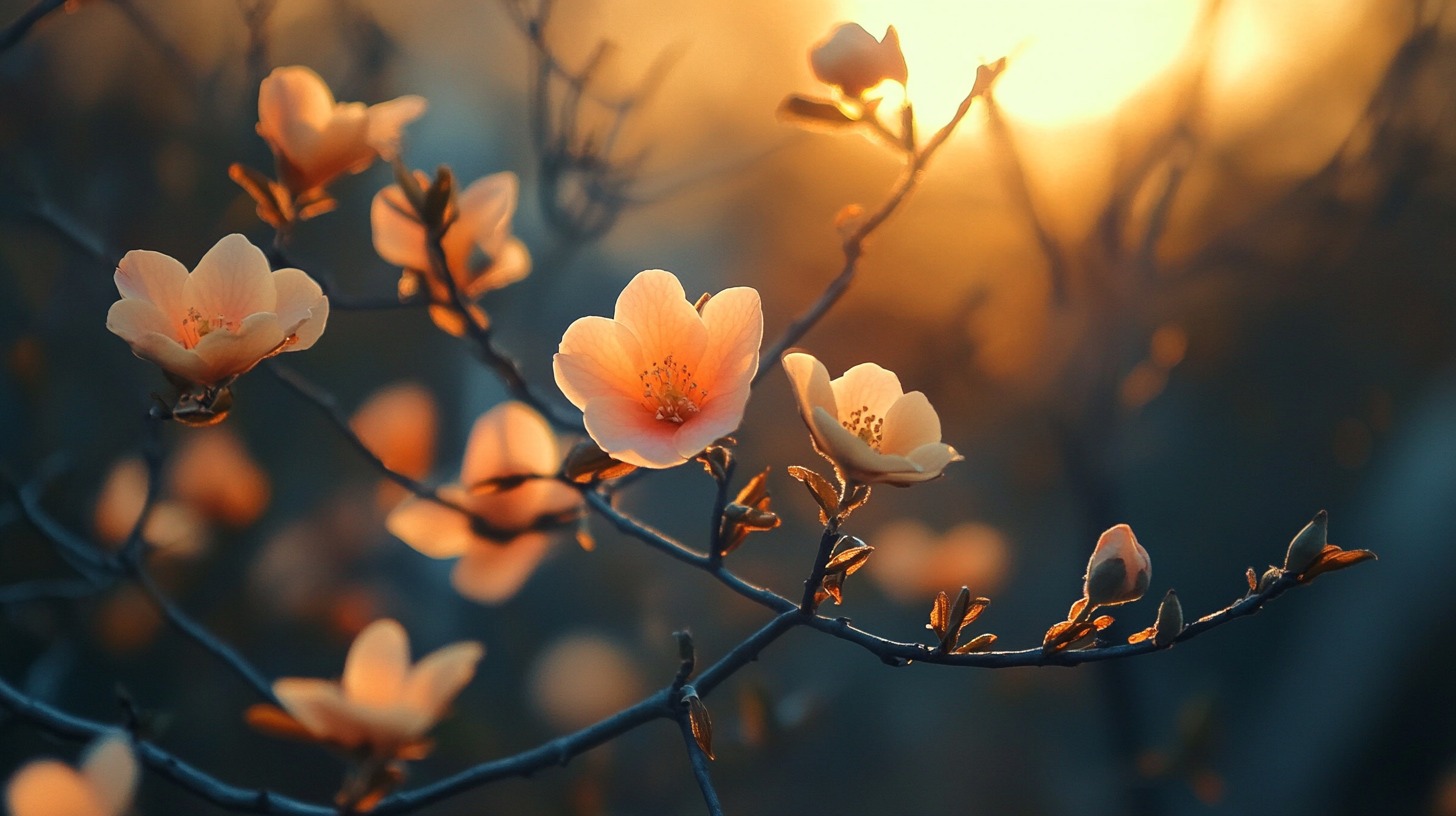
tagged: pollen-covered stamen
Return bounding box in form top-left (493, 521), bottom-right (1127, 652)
top-left (842, 406), bottom-right (884, 448)
top-left (639, 354), bottom-right (707, 424)
top-left (180, 307), bottom-right (240, 349)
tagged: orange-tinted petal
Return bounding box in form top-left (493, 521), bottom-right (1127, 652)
top-left (270, 267), bottom-right (328, 350)
top-left (830, 362), bottom-right (903, 422)
top-left (258, 66), bottom-right (336, 154)
top-left (401, 640), bottom-right (483, 718)
top-left (185, 234), bottom-right (277, 324)
top-left (352, 383), bottom-right (437, 481)
top-left (878, 391), bottom-right (942, 456)
top-left (115, 249), bottom-right (188, 319)
top-left (581, 394), bottom-right (686, 469)
top-left (342, 619), bottom-right (410, 708)
top-left (613, 270), bottom-right (707, 372)
top-left (450, 533), bottom-right (552, 604)
top-left (811, 405), bottom-right (920, 482)
top-left (694, 286), bottom-right (762, 395)
top-left (106, 298), bottom-right (180, 345)
top-left (673, 384), bottom-right (750, 459)
top-left (555, 316), bottom-right (646, 408)
top-left (782, 352), bottom-right (838, 420)
top-left (365, 95), bottom-right (427, 161)
top-left (5, 761), bottom-right (107, 816)
top-left (189, 311), bottom-right (286, 382)
top-left (460, 402), bottom-right (560, 488)
top-left (465, 237), bottom-right (531, 297)
top-left (273, 678), bottom-right (368, 747)
top-left (371, 182), bottom-right (431, 272)
top-left (387, 493), bottom-right (475, 558)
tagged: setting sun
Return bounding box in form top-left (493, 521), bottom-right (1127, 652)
top-left (840, 0), bottom-right (1204, 127)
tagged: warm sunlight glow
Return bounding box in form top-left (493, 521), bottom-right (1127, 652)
top-left (840, 0), bottom-right (1203, 127)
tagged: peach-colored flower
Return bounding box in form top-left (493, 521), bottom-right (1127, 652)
top-left (5, 732), bottom-right (137, 816)
top-left (249, 618), bottom-right (482, 760)
top-left (105, 233), bottom-right (328, 387)
top-left (372, 170), bottom-right (530, 335)
top-left (168, 427), bottom-right (270, 526)
top-left (783, 352), bottom-right (961, 486)
top-left (351, 382), bottom-right (439, 509)
top-left (810, 23), bottom-right (908, 98)
top-left (257, 66), bottom-right (426, 198)
top-left (1083, 524), bottom-right (1151, 607)
top-left (386, 402), bottom-right (583, 604)
top-left (554, 270), bottom-right (763, 468)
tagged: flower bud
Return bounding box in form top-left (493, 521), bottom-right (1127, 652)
top-left (1283, 510), bottom-right (1327, 574)
top-left (1083, 524), bottom-right (1151, 608)
top-left (1153, 589), bottom-right (1183, 647)
top-left (809, 23), bottom-right (908, 98)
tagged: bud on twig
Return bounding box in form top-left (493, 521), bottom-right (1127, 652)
top-left (1283, 510), bottom-right (1327, 574)
top-left (1153, 590), bottom-right (1183, 648)
top-left (1083, 524), bottom-right (1152, 608)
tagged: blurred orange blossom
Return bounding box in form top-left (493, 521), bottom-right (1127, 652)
top-left (372, 170), bottom-right (531, 336)
top-left (105, 234), bottom-right (328, 387)
top-left (4, 732), bottom-right (137, 816)
top-left (386, 401), bottom-right (582, 604)
top-left (248, 619), bottom-right (482, 761)
top-left (783, 352), bottom-right (961, 486)
top-left (257, 66), bottom-right (426, 199)
top-left (554, 269), bottom-right (763, 468)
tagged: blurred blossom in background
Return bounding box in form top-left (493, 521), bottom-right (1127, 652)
top-left (2, 0), bottom-right (1455, 814)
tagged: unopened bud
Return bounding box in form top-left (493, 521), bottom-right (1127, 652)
top-left (422, 165), bottom-right (456, 229)
top-left (1153, 590), bottom-right (1183, 648)
top-left (723, 503), bottom-right (779, 531)
top-left (1283, 510), bottom-right (1328, 574)
top-left (1083, 524), bottom-right (1151, 608)
top-left (809, 23), bottom-right (908, 98)
top-left (562, 440), bottom-right (637, 483)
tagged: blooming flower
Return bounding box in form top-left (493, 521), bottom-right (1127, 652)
top-left (105, 233), bottom-right (328, 387)
top-left (1083, 524), bottom-right (1151, 607)
top-left (386, 401), bottom-right (583, 604)
top-left (554, 269), bottom-right (763, 468)
top-left (257, 66), bottom-right (426, 199)
top-left (810, 23), bottom-right (908, 98)
top-left (371, 170), bottom-right (531, 335)
top-left (248, 618), bottom-right (482, 761)
top-left (5, 732), bottom-right (137, 816)
top-left (783, 352), bottom-right (961, 486)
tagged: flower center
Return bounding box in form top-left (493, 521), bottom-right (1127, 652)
top-left (842, 406), bottom-right (883, 449)
top-left (180, 308), bottom-right (238, 349)
top-left (639, 354), bottom-right (705, 424)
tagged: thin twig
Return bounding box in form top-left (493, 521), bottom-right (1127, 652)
top-left (755, 61), bottom-right (1006, 384)
top-left (0, 0), bottom-right (65, 54)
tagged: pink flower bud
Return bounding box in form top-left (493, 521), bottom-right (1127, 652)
top-left (809, 23), bottom-right (908, 98)
top-left (1083, 523), bottom-right (1151, 607)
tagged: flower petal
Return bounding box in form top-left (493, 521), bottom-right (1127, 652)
top-left (184, 234), bottom-right (277, 324)
top-left (273, 678), bottom-right (368, 748)
top-left (612, 270), bottom-right (707, 372)
top-left (457, 172), bottom-right (518, 259)
top-left (115, 249), bottom-right (188, 319)
top-left (554, 316), bottom-right (646, 408)
top-left (258, 66), bottom-right (335, 154)
top-left (694, 286), bottom-right (762, 396)
top-left (365, 95), bottom-right (427, 160)
top-left (4, 761), bottom-right (107, 816)
top-left (371, 182), bottom-right (431, 272)
top-left (830, 362), bottom-right (903, 421)
top-left (878, 391), bottom-right (942, 456)
top-left (343, 618), bottom-right (410, 708)
top-left (189, 312), bottom-right (287, 383)
top-left (270, 267), bottom-right (329, 350)
top-left (899, 442), bottom-right (961, 484)
top-left (581, 394), bottom-right (687, 469)
top-left (465, 237), bottom-right (531, 298)
top-left (673, 383), bottom-right (749, 459)
top-left (450, 533), bottom-right (552, 604)
top-left (782, 351), bottom-right (837, 421)
top-left (80, 733), bottom-right (136, 816)
top-left (386, 492), bottom-right (474, 559)
top-left (461, 402), bottom-right (559, 487)
top-left (401, 640), bottom-right (483, 719)
top-left (811, 405), bottom-right (920, 483)
top-left (107, 298), bottom-right (180, 344)
top-left (117, 330), bottom-right (211, 383)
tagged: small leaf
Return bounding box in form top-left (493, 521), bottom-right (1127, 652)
top-left (957, 597), bottom-right (991, 633)
top-left (687, 695), bottom-right (715, 760)
top-left (778, 94), bottom-right (858, 130)
top-left (788, 465), bottom-right (839, 522)
top-left (941, 587), bottom-right (972, 652)
top-left (953, 633), bottom-right (997, 653)
top-left (840, 483), bottom-right (872, 521)
top-left (1299, 546), bottom-right (1377, 582)
top-left (819, 571), bottom-right (845, 605)
top-left (1127, 627), bottom-right (1156, 644)
top-left (1245, 567), bottom-right (1258, 592)
top-left (928, 591), bottom-right (949, 638)
top-left (1067, 597), bottom-right (1089, 622)
top-left (563, 440), bottom-right (638, 483)
top-left (723, 502), bottom-right (780, 531)
top-left (825, 540), bottom-right (873, 576)
top-left (1092, 615), bottom-right (1115, 631)
top-left (574, 522), bottom-right (595, 552)
top-left (733, 468), bottom-right (772, 509)
top-left (422, 165), bottom-right (456, 229)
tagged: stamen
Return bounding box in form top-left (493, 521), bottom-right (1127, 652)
top-left (842, 405), bottom-right (883, 448)
top-left (638, 354), bottom-right (707, 424)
